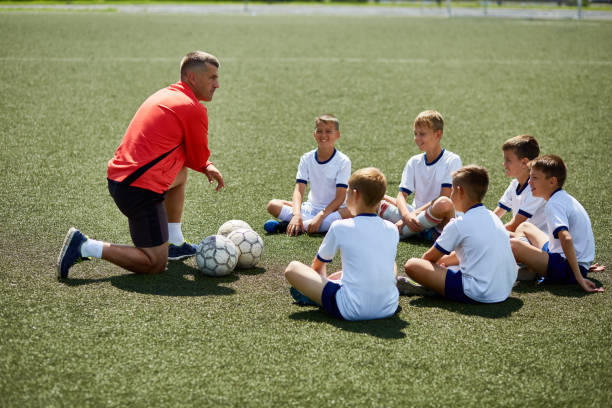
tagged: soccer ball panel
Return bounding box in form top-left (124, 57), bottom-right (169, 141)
top-left (227, 228), bottom-right (264, 269)
top-left (196, 235), bottom-right (238, 276)
top-left (217, 220), bottom-right (252, 237)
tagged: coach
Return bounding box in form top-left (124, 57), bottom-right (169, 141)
top-left (58, 51), bottom-right (224, 278)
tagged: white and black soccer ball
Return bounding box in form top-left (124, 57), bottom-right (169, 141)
top-left (196, 235), bottom-right (238, 276)
top-left (217, 219), bottom-right (252, 237)
top-left (227, 228), bottom-right (264, 269)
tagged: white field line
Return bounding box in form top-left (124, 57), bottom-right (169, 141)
top-left (0, 56), bottom-right (611, 66)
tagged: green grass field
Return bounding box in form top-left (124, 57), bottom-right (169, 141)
top-left (1, 10), bottom-right (611, 407)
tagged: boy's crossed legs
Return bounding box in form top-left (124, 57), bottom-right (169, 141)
top-left (379, 196), bottom-right (455, 239)
top-left (267, 199), bottom-right (352, 234)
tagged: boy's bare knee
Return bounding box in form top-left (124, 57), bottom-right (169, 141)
top-left (267, 199), bottom-right (282, 216)
top-left (432, 196), bottom-right (454, 216)
top-left (509, 238), bottom-right (522, 260)
top-left (404, 258), bottom-right (419, 276)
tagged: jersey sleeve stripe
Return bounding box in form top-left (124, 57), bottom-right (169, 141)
top-left (434, 242), bottom-right (450, 255)
top-left (553, 226), bottom-right (569, 239)
top-left (316, 254), bottom-right (332, 263)
top-left (498, 203), bottom-right (512, 212)
top-left (441, 183), bottom-right (452, 188)
top-left (336, 183), bottom-right (348, 188)
top-left (518, 209), bottom-right (533, 218)
top-left (399, 187), bottom-right (412, 195)
top-left (296, 179), bottom-right (307, 185)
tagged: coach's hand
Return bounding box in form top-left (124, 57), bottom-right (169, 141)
top-left (205, 164), bottom-right (225, 191)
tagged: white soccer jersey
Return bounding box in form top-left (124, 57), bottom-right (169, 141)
top-left (296, 148), bottom-right (351, 210)
top-left (545, 189), bottom-right (595, 270)
top-left (317, 214), bottom-right (400, 321)
top-left (498, 178), bottom-right (548, 233)
top-left (435, 204), bottom-right (518, 303)
top-left (399, 149), bottom-right (462, 209)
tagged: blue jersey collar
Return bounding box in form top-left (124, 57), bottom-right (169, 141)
top-left (516, 177), bottom-right (530, 196)
top-left (550, 188), bottom-right (563, 198)
top-left (425, 149), bottom-right (445, 166)
top-left (315, 148), bottom-right (337, 164)
top-left (356, 213), bottom-right (377, 217)
top-left (466, 203), bottom-right (484, 213)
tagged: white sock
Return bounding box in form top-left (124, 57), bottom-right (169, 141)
top-left (400, 208), bottom-right (443, 238)
top-left (81, 239), bottom-right (103, 259)
top-left (168, 222), bottom-right (185, 245)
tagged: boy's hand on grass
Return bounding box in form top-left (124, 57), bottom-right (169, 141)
top-left (579, 278), bottom-right (604, 293)
top-left (287, 216), bottom-right (304, 236)
top-left (589, 263), bottom-right (606, 272)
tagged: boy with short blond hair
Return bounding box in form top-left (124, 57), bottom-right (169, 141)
top-left (379, 110), bottom-right (461, 240)
top-left (265, 114), bottom-right (352, 236)
top-left (284, 167), bottom-right (400, 321)
top-left (401, 165), bottom-right (518, 303)
top-left (494, 134), bottom-right (547, 233)
top-left (510, 155), bottom-right (603, 293)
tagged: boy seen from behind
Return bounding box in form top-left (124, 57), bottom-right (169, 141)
top-left (402, 165), bottom-right (518, 303)
top-left (284, 168), bottom-right (400, 321)
top-left (510, 155), bottom-right (603, 293)
top-left (379, 110), bottom-right (461, 241)
top-left (494, 135), bottom-right (547, 234)
top-left (265, 114), bottom-right (352, 236)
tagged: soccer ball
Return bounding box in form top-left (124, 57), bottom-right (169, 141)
top-left (227, 228), bottom-right (264, 269)
top-left (195, 235), bottom-right (238, 276)
top-left (217, 219), bottom-right (252, 237)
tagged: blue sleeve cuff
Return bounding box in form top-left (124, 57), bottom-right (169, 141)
top-left (399, 187), bottom-right (412, 195)
top-left (518, 209), bottom-right (533, 218)
top-left (441, 183), bottom-right (452, 189)
top-left (296, 179), bottom-right (307, 185)
top-left (553, 226), bottom-right (569, 239)
top-left (498, 203), bottom-right (512, 212)
top-left (316, 253), bottom-right (332, 263)
top-left (336, 183), bottom-right (348, 189)
top-left (434, 242), bottom-right (450, 255)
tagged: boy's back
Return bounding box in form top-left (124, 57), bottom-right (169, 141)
top-left (400, 149), bottom-right (462, 208)
top-left (297, 148), bottom-right (351, 209)
top-left (545, 189), bottom-right (594, 269)
top-left (317, 214), bottom-right (399, 320)
top-left (435, 204), bottom-right (517, 303)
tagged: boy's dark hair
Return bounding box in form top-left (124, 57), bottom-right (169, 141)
top-left (502, 134), bottom-right (540, 160)
top-left (452, 165), bottom-right (489, 202)
top-left (348, 167), bottom-right (387, 207)
top-left (315, 114), bottom-right (339, 131)
top-left (530, 155), bottom-right (567, 188)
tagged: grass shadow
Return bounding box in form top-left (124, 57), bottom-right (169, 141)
top-left (288, 308), bottom-right (409, 339)
top-left (63, 261), bottom-right (237, 297)
top-left (408, 296), bottom-right (524, 318)
top-left (512, 278), bottom-right (604, 298)
top-left (234, 266), bottom-right (266, 276)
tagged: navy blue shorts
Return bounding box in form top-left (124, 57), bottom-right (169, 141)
top-left (321, 281), bottom-right (344, 319)
top-left (108, 179), bottom-right (168, 248)
top-left (542, 242), bottom-right (588, 284)
top-left (444, 269), bottom-right (478, 303)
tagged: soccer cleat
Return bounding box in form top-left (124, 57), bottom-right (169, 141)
top-left (396, 276), bottom-right (435, 296)
top-left (57, 227), bottom-right (88, 280)
top-left (264, 219), bottom-right (289, 234)
top-left (289, 286), bottom-right (318, 306)
top-left (168, 242), bottom-right (197, 261)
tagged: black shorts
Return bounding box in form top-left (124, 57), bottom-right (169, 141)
top-left (107, 179), bottom-right (168, 248)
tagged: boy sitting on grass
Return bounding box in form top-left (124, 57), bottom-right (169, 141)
top-left (510, 155), bottom-right (604, 293)
top-left (401, 165), bottom-right (518, 303)
top-left (494, 134), bottom-right (547, 234)
top-left (379, 110), bottom-right (461, 241)
top-left (265, 114), bottom-right (352, 236)
top-left (284, 167), bottom-right (400, 321)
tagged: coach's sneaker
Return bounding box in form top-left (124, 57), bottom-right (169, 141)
top-left (396, 276), bottom-right (435, 296)
top-left (289, 286), bottom-right (318, 306)
top-left (264, 219), bottom-right (289, 234)
top-left (57, 227), bottom-right (88, 280)
top-left (168, 242), bottom-right (196, 261)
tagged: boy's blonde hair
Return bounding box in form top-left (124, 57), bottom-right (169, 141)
top-left (452, 165), bottom-right (489, 202)
top-left (348, 167), bottom-right (387, 207)
top-left (180, 51), bottom-right (220, 78)
top-left (502, 135), bottom-right (540, 160)
top-left (413, 110), bottom-right (444, 132)
top-left (315, 114), bottom-right (339, 131)
top-left (530, 155), bottom-right (566, 188)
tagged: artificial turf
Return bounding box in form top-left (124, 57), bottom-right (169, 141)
top-left (0, 10), bottom-right (611, 407)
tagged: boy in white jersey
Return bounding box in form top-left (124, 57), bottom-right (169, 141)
top-left (402, 165), bottom-right (518, 303)
top-left (379, 110), bottom-right (461, 240)
top-left (510, 155), bottom-right (603, 293)
top-left (265, 114), bottom-right (352, 236)
top-left (284, 168), bottom-right (400, 321)
top-left (494, 135), bottom-right (547, 234)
